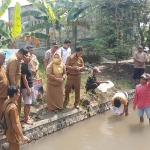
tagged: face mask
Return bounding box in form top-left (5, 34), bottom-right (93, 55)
top-left (53, 58), bottom-right (59, 63)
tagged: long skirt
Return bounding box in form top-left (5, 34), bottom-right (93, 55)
top-left (46, 83), bottom-right (63, 111)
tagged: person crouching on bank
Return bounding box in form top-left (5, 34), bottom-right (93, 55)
top-left (85, 67), bottom-right (108, 94)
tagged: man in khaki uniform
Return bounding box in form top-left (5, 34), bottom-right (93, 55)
top-left (27, 45), bottom-right (39, 78)
top-left (65, 47), bottom-right (84, 109)
top-left (43, 42), bottom-right (59, 69)
top-left (3, 85), bottom-right (29, 150)
top-left (0, 51), bottom-right (9, 133)
top-left (6, 48), bottom-right (28, 115)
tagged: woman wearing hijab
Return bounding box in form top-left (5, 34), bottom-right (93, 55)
top-left (46, 53), bottom-right (66, 111)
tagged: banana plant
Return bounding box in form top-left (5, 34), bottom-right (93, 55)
top-left (26, 0), bottom-right (75, 41)
top-left (0, 2), bottom-right (50, 48)
top-left (0, 0), bottom-right (12, 17)
top-left (22, 0), bottom-right (95, 43)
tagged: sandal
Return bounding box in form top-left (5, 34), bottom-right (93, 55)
top-left (24, 119), bottom-right (33, 125)
top-left (0, 130), bottom-right (4, 135)
top-left (28, 116), bottom-right (34, 122)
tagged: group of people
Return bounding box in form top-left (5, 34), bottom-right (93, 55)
top-left (44, 40), bottom-right (84, 111)
top-left (1, 42), bottom-right (150, 150)
top-left (0, 39), bottom-right (85, 150)
top-left (0, 46), bottom-right (39, 150)
top-left (111, 45), bottom-right (150, 124)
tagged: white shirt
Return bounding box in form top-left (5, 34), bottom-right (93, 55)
top-left (57, 47), bottom-right (71, 65)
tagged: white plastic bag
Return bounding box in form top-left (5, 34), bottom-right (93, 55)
top-left (110, 106), bottom-right (121, 116)
top-left (97, 80), bottom-right (114, 92)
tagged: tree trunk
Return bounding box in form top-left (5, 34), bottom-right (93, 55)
top-left (72, 25), bottom-right (77, 53)
top-left (46, 27), bottom-right (50, 47)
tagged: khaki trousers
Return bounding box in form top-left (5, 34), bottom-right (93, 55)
top-left (9, 141), bottom-right (20, 150)
top-left (0, 97), bottom-right (7, 118)
top-left (65, 74), bottom-right (81, 106)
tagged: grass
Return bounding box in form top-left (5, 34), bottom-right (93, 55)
top-left (38, 60), bottom-right (132, 91)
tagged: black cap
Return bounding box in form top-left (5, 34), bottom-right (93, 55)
top-left (27, 45), bottom-right (33, 49)
top-left (52, 42), bottom-right (59, 46)
top-left (18, 48), bottom-right (28, 56)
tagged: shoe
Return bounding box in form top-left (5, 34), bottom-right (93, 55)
top-left (74, 105), bottom-right (79, 109)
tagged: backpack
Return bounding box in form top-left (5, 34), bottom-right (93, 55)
top-left (1, 102), bottom-right (13, 130)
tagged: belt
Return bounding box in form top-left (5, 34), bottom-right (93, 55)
top-left (68, 74), bottom-right (80, 76)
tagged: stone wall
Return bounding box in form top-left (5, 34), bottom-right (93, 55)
top-left (0, 91), bottom-right (134, 150)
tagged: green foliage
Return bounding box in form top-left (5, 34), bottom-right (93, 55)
top-left (87, 0), bottom-right (148, 75)
top-left (11, 2), bottom-right (21, 39)
top-left (0, 0), bottom-right (12, 17)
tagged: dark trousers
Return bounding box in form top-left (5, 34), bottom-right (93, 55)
top-left (86, 83), bottom-right (98, 91)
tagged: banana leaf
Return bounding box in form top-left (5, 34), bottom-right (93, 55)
top-left (21, 10), bottom-right (48, 20)
top-left (22, 21), bottom-right (32, 32)
top-left (27, 0), bottom-right (47, 14)
top-left (0, 0), bottom-right (12, 17)
top-left (43, 0), bottom-right (56, 23)
top-left (67, 5), bottom-right (91, 22)
top-left (0, 28), bottom-right (10, 38)
top-left (27, 22), bottom-right (52, 32)
top-left (22, 32), bottom-right (49, 39)
top-left (11, 2), bottom-right (21, 39)
top-left (1, 38), bottom-right (11, 46)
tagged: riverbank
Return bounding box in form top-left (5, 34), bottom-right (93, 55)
top-left (0, 90), bottom-right (134, 150)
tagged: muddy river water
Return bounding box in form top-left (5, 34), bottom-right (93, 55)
top-left (22, 104), bottom-right (150, 150)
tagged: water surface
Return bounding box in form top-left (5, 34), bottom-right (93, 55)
top-left (22, 104), bottom-right (150, 150)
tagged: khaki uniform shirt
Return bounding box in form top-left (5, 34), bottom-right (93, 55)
top-left (43, 49), bottom-right (55, 65)
top-left (6, 53), bottom-right (21, 87)
top-left (112, 92), bottom-right (128, 106)
top-left (0, 66), bottom-right (9, 98)
top-left (3, 99), bottom-right (22, 142)
top-left (133, 51), bottom-right (147, 68)
top-left (29, 54), bottom-right (39, 71)
top-left (66, 53), bottom-right (84, 75)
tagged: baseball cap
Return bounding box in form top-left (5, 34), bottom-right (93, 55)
top-left (140, 74), bottom-right (149, 80)
top-left (93, 67), bottom-right (101, 73)
top-left (27, 45), bottom-right (33, 49)
top-left (52, 42), bottom-right (59, 46)
top-left (18, 48), bottom-right (28, 56)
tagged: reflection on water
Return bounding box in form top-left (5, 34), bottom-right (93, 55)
top-left (22, 104), bottom-right (150, 150)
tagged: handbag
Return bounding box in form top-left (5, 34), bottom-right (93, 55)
top-left (1, 102), bottom-right (13, 130)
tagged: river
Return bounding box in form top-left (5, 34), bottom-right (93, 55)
top-left (22, 104), bottom-right (150, 150)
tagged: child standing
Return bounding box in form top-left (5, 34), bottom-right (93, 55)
top-left (133, 73), bottom-right (150, 123)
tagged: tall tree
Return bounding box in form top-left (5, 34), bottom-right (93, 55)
top-left (93, 0), bottom-right (149, 75)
